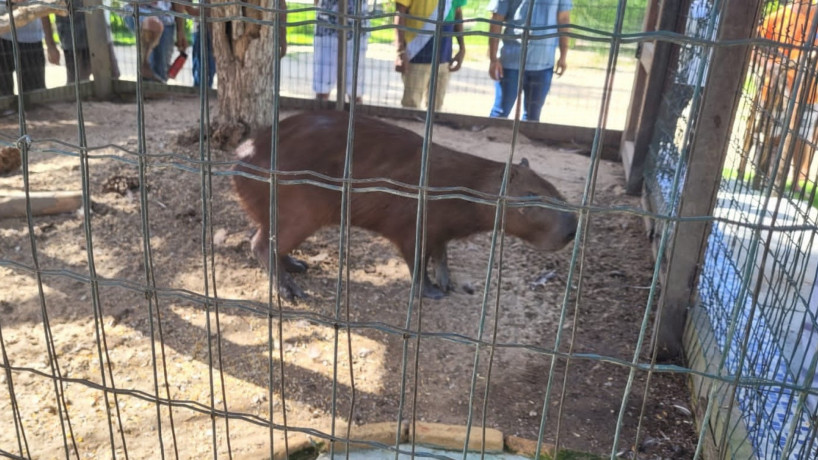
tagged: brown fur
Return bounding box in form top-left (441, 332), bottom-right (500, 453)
top-left (232, 110), bottom-right (577, 299)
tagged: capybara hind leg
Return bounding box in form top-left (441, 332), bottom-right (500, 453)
top-left (251, 228), bottom-right (271, 270)
top-left (251, 229), bottom-right (308, 300)
top-left (252, 230), bottom-right (308, 272)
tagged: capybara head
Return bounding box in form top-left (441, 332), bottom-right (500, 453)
top-left (505, 158), bottom-right (578, 251)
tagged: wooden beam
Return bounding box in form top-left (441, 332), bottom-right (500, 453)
top-left (619, 0), bottom-right (683, 195)
top-left (0, 190), bottom-right (82, 218)
top-left (84, 0), bottom-right (114, 98)
top-left (639, 42), bottom-right (655, 70)
top-left (654, 0), bottom-right (764, 360)
top-left (684, 307), bottom-right (759, 459)
top-left (624, 0), bottom-right (682, 195)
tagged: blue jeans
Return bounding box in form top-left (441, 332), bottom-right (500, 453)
top-left (124, 12), bottom-right (175, 82)
top-left (489, 67), bottom-right (553, 122)
top-left (192, 28), bottom-right (216, 88)
top-left (150, 22), bottom-right (175, 82)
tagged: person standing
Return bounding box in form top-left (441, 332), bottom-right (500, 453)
top-left (50, 0), bottom-right (122, 84)
top-left (123, 1), bottom-right (187, 82)
top-left (313, 0), bottom-right (369, 102)
top-left (394, 0), bottom-right (466, 112)
top-left (148, 1), bottom-right (188, 82)
top-left (0, 6), bottom-right (59, 96)
top-left (487, 0), bottom-right (571, 122)
top-left (184, 1), bottom-right (216, 88)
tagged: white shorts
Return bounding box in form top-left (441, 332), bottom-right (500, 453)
top-left (313, 34), bottom-right (368, 97)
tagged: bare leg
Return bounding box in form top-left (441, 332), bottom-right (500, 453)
top-left (139, 17), bottom-right (163, 81)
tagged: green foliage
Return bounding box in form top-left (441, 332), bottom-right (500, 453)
top-left (570, 0), bottom-right (648, 34)
top-left (763, 0), bottom-right (782, 17)
top-left (721, 168), bottom-right (818, 210)
top-left (109, 11), bottom-right (134, 45)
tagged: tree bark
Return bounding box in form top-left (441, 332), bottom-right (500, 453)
top-left (211, 0), bottom-right (286, 134)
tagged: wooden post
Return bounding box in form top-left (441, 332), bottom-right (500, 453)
top-left (654, 0), bottom-right (764, 360)
top-left (619, 0), bottom-right (683, 195)
top-left (83, 0), bottom-right (113, 98)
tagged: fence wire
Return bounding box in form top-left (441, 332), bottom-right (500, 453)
top-left (645, 0), bottom-right (818, 459)
top-left (1, 0), bottom-right (818, 459)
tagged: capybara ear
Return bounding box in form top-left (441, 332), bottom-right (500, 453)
top-left (520, 157), bottom-right (530, 168)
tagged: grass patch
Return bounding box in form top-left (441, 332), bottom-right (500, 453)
top-left (542, 449), bottom-right (606, 460)
top-left (722, 168), bottom-right (818, 209)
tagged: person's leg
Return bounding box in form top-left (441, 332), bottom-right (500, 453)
top-left (432, 64), bottom-right (450, 113)
top-left (76, 47), bottom-right (92, 81)
top-left (401, 63), bottom-right (430, 108)
top-left (793, 104), bottom-right (818, 192)
top-left (0, 38), bottom-right (16, 96)
top-left (125, 13), bottom-right (163, 81)
top-left (107, 42), bottom-right (121, 79)
top-left (489, 67), bottom-right (518, 118)
top-left (205, 29), bottom-right (216, 89)
top-left (313, 33), bottom-right (337, 100)
top-left (344, 33), bottom-right (368, 103)
top-left (192, 28), bottom-right (202, 87)
top-left (150, 21), bottom-right (175, 81)
top-left (18, 41), bottom-right (46, 93)
top-left (64, 48), bottom-right (77, 84)
top-left (521, 67), bottom-right (552, 122)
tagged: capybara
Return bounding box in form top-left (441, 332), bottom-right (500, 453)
top-left (232, 110), bottom-right (577, 300)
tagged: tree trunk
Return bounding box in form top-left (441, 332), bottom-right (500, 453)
top-left (211, 0), bottom-right (286, 136)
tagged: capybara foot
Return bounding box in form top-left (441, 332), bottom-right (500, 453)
top-left (278, 272), bottom-right (308, 301)
top-left (422, 281), bottom-right (446, 300)
top-left (283, 255), bottom-right (309, 273)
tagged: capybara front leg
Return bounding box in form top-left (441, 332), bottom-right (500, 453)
top-left (430, 244), bottom-right (455, 293)
top-left (251, 229), bottom-right (308, 300)
top-left (277, 271), bottom-right (308, 300)
top-left (422, 254), bottom-right (446, 300)
top-left (282, 255), bottom-right (309, 273)
top-left (398, 241), bottom-right (446, 300)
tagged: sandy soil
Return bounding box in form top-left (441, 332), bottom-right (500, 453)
top-left (0, 95), bottom-right (696, 459)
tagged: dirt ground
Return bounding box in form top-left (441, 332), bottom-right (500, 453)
top-left (0, 96), bottom-right (696, 459)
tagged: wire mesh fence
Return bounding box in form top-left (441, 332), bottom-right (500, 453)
top-left (1, 0), bottom-right (818, 459)
top-left (23, 0), bottom-right (647, 128)
top-left (644, 0), bottom-right (818, 458)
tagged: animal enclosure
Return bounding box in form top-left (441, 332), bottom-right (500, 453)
top-left (0, 0), bottom-right (816, 460)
